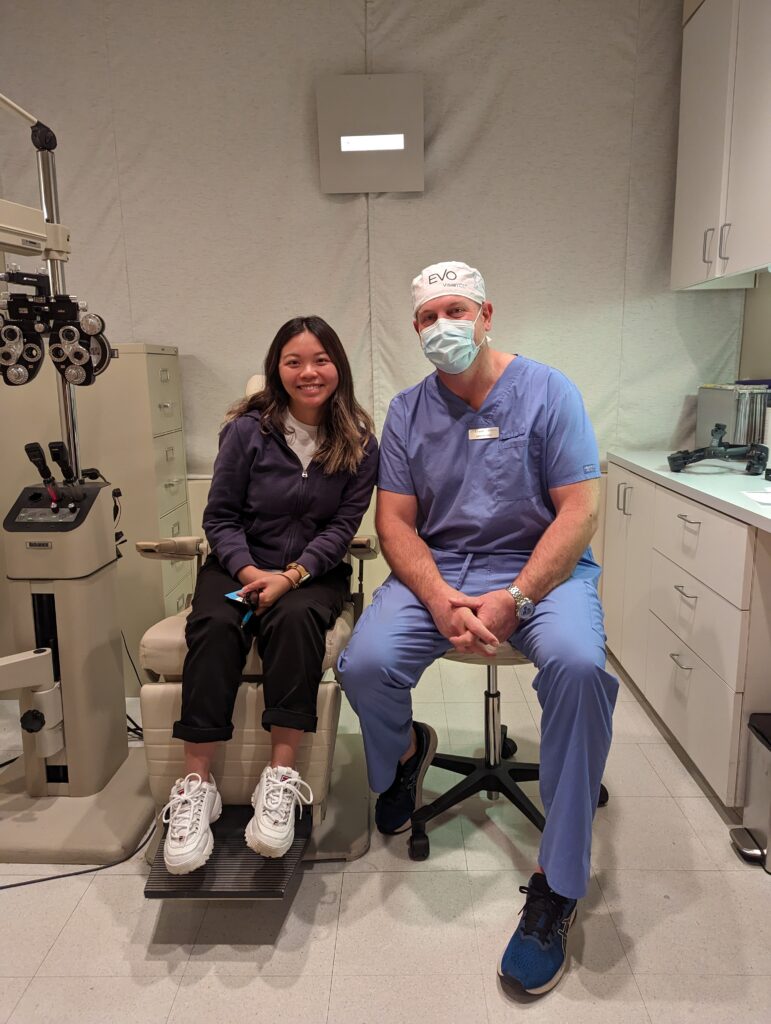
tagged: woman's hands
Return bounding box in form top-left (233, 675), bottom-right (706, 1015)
top-left (236, 567), bottom-right (293, 615)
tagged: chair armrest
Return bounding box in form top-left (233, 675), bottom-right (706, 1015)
top-left (348, 534), bottom-right (380, 561)
top-left (136, 536), bottom-right (208, 561)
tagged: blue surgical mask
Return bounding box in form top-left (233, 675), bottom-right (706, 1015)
top-left (419, 307), bottom-right (485, 374)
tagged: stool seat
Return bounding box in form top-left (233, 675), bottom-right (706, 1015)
top-left (442, 642), bottom-right (529, 667)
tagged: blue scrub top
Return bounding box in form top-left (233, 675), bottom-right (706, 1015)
top-left (378, 355), bottom-right (601, 572)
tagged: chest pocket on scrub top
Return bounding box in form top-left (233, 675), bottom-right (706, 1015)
top-left (495, 431), bottom-right (542, 502)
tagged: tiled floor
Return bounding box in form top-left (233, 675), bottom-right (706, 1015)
top-left (1, 658), bottom-right (769, 1024)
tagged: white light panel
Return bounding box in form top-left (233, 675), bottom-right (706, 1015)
top-left (340, 133), bottom-right (405, 152)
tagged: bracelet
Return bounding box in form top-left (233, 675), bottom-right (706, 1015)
top-left (279, 571), bottom-right (299, 590)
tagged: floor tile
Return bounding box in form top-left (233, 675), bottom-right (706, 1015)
top-left (597, 868), bottom-right (771, 974)
top-left (601, 744), bottom-right (669, 798)
top-left (444, 700), bottom-right (540, 759)
top-left (0, 875), bottom-right (92, 977)
top-left (168, 973), bottom-right (331, 1024)
top-left (413, 661), bottom-right (444, 702)
top-left (8, 976), bottom-right (180, 1024)
top-left (611, 702), bottom-right (666, 744)
top-left (38, 874), bottom-right (206, 976)
top-left (0, 980), bottom-right (29, 1024)
top-left (640, 743), bottom-right (709, 798)
top-left (483, 970), bottom-right (651, 1023)
top-left (636, 974), bottom-right (771, 1023)
top-left (327, 973), bottom-right (488, 1024)
top-left (185, 873), bottom-right (341, 975)
top-left (470, 872), bottom-right (631, 977)
top-left (344, 808), bottom-right (467, 873)
top-left (460, 792), bottom-right (543, 872)
top-left (674, 796), bottom-right (749, 871)
top-left (334, 871), bottom-right (479, 976)
top-left (591, 797), bottom-right (714, 872)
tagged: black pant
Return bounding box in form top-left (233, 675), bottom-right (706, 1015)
top-left (172, 556), bottom-right (350, 743)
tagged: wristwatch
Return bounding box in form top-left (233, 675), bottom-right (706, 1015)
top-left (285, 562), bottom-right (311, 588)
top-left (506, 584), bottom-right (535, 621)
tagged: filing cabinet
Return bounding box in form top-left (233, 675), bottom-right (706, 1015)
top-left (75, 344), bottom-right (193, 696)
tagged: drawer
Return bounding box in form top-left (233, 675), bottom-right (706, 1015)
top-left (653, 487), bottom-right (753, 608)
top-left (158, 504), bottom-right (193, 595)
top-left (147, 355), bottom-right (182, 436)
top-left (164, 574), bottom-right (193, 617)
top-left (649, 550), bottom-right (749, 691)
top-left (645, 612), bottom-right (742, 804)
top-left (154, 432), bottom-right (188, 518)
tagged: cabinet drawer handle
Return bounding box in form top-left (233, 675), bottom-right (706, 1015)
top-left (171, 522), bottom-right (180, 537)
top-left (165, 447), bottom-right (175, 461)
top-left (164, 478), bottom-right (183, 488)
top-left (676, 513), bottom-right (701, 526)
top-left (160, 368), bottom-right (170, 383)
top-left (669, 653), bottom-right (693, 671)
top-left (718, 222), bottom-right (730, 261)
top-left (158, 402), bottom-right (174, 410)
top-left (701, 227), bottom-right (714, 265)
top-left (176, 594), bottom-right (185, 612)
top-left (674, 584), bottom-right (698, 601)
top-left (622, 485), bottom-right (632, 516)
top-left (616, 482), bottom-right (626, 510)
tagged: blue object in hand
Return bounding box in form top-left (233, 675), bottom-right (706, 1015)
top-left (225, 589), bottom-right (255, 627)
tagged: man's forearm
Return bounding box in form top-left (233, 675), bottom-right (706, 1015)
top-left (378, 520), bottom-right (448, 607)
top-left (513, 508), bottom-right (596, 603)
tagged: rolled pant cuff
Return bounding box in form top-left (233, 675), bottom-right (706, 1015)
top-left (261, 708), bottom-right (318, 733)
top-left (172, 721), bottom-right (234, 743)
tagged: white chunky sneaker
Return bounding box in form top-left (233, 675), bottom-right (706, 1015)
top-left (162, 773), bottom-right (222, 874)
top-left (245, 765), bottom-right (313, 858)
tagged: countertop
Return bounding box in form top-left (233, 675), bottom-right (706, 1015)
top-left (607, 449), bottom-right (771, 533)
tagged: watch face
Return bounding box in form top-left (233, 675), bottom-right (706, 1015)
top-left (518, 599), bottom-right (535, 621)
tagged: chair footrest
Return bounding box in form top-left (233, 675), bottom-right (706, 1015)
top-left (144, 805), bottom-right (311, 900)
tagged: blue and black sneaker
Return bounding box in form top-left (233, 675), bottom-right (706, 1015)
top-left (375, 721), bottom-right (437, 835)
top-left (498, 872), bottom-right (577, 996)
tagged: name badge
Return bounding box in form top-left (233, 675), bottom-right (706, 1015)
top-left (468, 426), bottom-right (500, 440)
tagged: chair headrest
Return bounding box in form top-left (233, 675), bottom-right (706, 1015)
top-left (245, 373), bottom-right (265, 397)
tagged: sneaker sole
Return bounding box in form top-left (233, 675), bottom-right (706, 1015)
top-left (378, 722), bottom-right (439, 835)
top-left (244, 816), bottom-right (293, 859)
top-left (163, 793), bottom-right (222, 875)
top-left (496, 906), bottom-right (577, 996)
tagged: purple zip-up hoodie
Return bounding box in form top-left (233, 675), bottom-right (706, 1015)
top-left (203, 409), bottom-right (379, 580)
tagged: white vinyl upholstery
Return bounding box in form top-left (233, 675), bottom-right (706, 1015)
top-left (139, 603), bottom-right (354, 814)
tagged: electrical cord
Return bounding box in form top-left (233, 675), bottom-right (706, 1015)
top-left (0, 754), bottom-right (19, 770)
top-left (0, 821), bottom-right (157, 891)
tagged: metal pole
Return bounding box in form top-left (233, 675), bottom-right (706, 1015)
top-left (484, 663), bottom-right (502, 800)
top-left (35, 150), bottom-right (81, 480)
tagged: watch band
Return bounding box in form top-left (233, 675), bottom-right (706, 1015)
top-left (285, 562), bottom-right (310, 587)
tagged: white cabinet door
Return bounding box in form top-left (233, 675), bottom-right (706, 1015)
top-left (619, 473), bottom-right (656, 689)
top-left (602, 463), bottom-right (627, 658)
top-left (722, 0), bottom-right (771, 275)
top-left (671, 0), bottom-right (739, 289)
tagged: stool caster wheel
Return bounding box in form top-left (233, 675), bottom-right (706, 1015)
top-left (408, 831), bottom-right (430, 861)
top-left (598, 783), bottom-right (609, 808)
top-left (501, 724), bottom-right (517, 759)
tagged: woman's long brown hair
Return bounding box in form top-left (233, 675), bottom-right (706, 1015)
top-left (226, 316), bottom-right (374, 475)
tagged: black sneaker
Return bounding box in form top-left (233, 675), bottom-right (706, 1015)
top-left (375, 721), bottom-right (437, 835)
top-left (498, 872), bottom-right (577, 995)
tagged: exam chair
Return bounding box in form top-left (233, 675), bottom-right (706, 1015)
top-left (134, 374), bottom-right (379, 897)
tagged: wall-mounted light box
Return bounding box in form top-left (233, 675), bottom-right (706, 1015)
top-left (316, 73), bottom-right (424, 194)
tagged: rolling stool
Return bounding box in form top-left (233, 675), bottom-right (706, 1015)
top-left (408, 644), bottom-right (609, 860)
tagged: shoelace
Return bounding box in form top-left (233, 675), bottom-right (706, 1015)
top-left (161, 773), bottom-right (210, 843)
top-left (261, 769), bottom-right (313, 826)
top-left (517, 882), bottom-right (571, 945)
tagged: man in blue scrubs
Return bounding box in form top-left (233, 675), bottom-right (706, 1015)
top-left (337, 261), bottom-right (618, 996)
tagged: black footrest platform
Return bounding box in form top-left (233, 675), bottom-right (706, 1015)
top-left (145, 805), bottom-right (311, 900)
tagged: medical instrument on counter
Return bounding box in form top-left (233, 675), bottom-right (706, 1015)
top-left (668, 423), bottom-right (769, 476)
top-left (0, 89), bottom-right (154, 865)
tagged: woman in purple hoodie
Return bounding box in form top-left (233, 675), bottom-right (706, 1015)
top-left (161, 315), bottom-right (378, 874)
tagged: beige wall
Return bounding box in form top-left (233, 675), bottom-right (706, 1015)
top-left (683, 0), bottom-right (706, 26)
top-left (739, 272), bottom-right (771, 379)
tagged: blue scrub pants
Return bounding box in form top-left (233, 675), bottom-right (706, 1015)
top-left (337, 551), bottom-right (618, 900)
